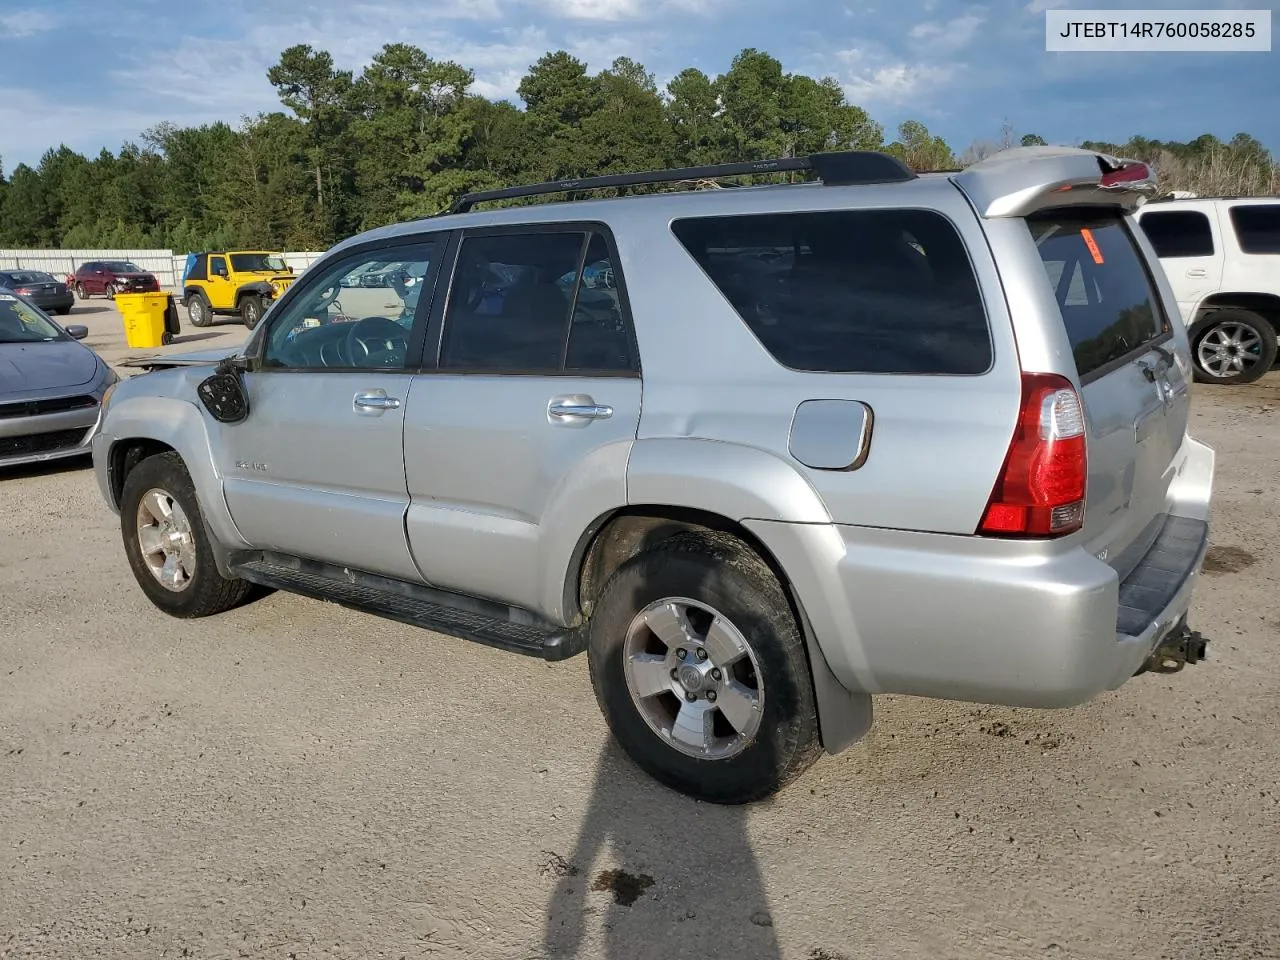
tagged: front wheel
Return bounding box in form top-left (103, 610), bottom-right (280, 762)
top-left (1191, 309), bottom-right (1278, 384)
top-left (240, 294), bottom-right (263, 329)
top-left (119, 451), bottom-right (254, 618)
top-left (587, 532), bottom-right (820, 804)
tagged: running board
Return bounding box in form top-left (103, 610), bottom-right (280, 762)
top-left (229, 553), bottom-right (587, 662)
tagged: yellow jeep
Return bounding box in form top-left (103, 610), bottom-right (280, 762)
top-left (181, 251), bottom-right (297, 329)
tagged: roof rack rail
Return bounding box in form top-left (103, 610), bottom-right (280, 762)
top-left (444, 150), bottom-right (917, 214)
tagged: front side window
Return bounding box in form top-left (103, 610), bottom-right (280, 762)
top-left (1138, 210), bottom-right (1215, 258)
top-left (670, 208), bottom-right (992, 375)
top-left (261, 241), bottom-right (437, 370)
top-left (0, 294), bottom-right (65, 342)
top-left (1228, 204), bottom-right (1280, 255)
top-left (210, 257), bottom-right (228, 277)
top-left (1030, 208), bottom-right (1171, 379)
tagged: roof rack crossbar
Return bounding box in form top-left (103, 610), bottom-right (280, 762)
top-left (445, 150), bottom-right (917, 214)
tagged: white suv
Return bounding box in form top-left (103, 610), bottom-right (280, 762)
top-left (1134, 196), bottom-right (1280, 384)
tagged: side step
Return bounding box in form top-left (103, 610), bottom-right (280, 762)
top-left (230, 553), bottom-right (586, 662)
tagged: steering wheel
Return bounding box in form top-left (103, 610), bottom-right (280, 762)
top-left (345, 315), bottom-right (409, 366)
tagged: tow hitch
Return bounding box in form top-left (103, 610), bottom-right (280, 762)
top-left (1139, 620), bottom-right (1209, 675)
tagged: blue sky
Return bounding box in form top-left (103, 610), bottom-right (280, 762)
top-left (0, 0), bottom-right (1276, 171)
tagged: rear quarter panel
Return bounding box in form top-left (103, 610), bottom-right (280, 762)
top-left (613, 181), bottom-right (1023, 535)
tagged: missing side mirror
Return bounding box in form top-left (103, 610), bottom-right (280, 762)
top-left (197, 358), bottom-right (250, 424)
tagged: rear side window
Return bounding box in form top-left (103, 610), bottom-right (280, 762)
top-left (1138, 210), bottom-right (1215, 258)
top-left (1228, 204), bottom-right (1280, 254)
top-left (670, 209), bottom-right (992, 375)
top-left (1029, 209), bottom-right (1171, 379)
top-left (440, 230), bottom-right (636, 374)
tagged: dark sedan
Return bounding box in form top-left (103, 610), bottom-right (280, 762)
top-left (0, 270), bottom-right (75, 315)
top-left (0, 291), bottom-right (117, 469)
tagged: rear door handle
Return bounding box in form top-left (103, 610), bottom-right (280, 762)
top-left (1186, 268), bottom-right (1208, 278)
top-left (548, 397), bottom-right (613, 421)
top-left (354, 390), bottom-right (401, 414)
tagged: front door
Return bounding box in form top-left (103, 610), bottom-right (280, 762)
top-left (403, 226), bottom-right (642, 617)
top-left (214, 237), bottom-right (444, 582)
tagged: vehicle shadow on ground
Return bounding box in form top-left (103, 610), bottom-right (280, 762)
top-left (66, 303), bottom-right (116, 316)
top-left (0, 454), bottom-right (93, 482)
top-left (540, 741), bottom-right (783, 960)
top-left (169, 332), bottom-right (227, 345)
top-left (541, 531), bottom-right (785, 960)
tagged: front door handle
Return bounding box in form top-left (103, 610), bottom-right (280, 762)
top-left (1186, 268), bottom-right (1208, 278)
top-left (548, 397), bottom-right (613, 421)
top-left (354, 390), bottom-right (402, 413)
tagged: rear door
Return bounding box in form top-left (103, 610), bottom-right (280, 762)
top-left (1028, 208), bottom-right (1190, 575)
top-left (402, 225), bottom-right (641, 615)
top-left (1133, 206), bottom-right (1223, 322)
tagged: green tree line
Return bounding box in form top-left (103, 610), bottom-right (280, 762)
top-left (0, 44), bottom-right (1274, 252)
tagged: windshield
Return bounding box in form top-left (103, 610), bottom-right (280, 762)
top-left (105, 261), bottom-right (145, 273)
top-left (0, 294), bottom-right (65, 343)
top-left (230, 253), bottom-right (287, 272)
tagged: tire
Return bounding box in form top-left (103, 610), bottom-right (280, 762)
top-left (1190, 309), bottom-right (1278, 385)
top-left (587, 531), bottom-right (820, 804)
top-left (186, 292), bottom-right (213, 327)
top-left (240, 294), bottom-right (263, 329)
top-left (74, 282), bottom-right (87, 300)
top-left (105, 283), bottom-right (116, 300)
top-left (56, 307), bottom-right (71, 316)
top-left (119, 451), bottom-right (254, 618)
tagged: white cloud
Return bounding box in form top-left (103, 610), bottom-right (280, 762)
top-left (833, 47), bottom-right (957, 107)
top-left (530, 0), bottom-right (718, 20)
top-left (910, 14), bottom-right (985, 52)
top-left (1025, 0), bottom-right (1068, 12)
top-left (0, 7), bottom-right (60, 38)
top-left (0, 87), bottom-right (158, 168)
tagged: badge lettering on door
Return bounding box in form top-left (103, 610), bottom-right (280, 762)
top-left (235, 460), bottom-right (269, 472)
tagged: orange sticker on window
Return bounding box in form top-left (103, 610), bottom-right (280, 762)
top-left (1080, 228), bottom-right (1104, 264)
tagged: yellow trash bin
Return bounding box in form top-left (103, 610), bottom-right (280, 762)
top-left (116, 292), bottom-right (173, 349)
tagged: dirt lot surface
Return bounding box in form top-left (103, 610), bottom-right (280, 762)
top-left (2, 300), bottom-right (1278, 960)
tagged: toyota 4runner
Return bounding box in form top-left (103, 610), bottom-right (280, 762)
top-left (92, 146), bottom-right (1215, 804)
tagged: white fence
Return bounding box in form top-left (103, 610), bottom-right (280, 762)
top-left (0, 248), bottom-right (324, 289)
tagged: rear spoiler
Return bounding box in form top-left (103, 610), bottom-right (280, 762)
top-left (950, 146), bottom-right (1157, 218)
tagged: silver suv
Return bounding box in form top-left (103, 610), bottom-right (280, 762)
top-left (91, 146), bottom-right (1216, 804)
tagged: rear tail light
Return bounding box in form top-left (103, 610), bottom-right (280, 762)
top-left (978, 372), bottom-right (1087, 538)
top-left (14, 287), bottom-right (32, 295)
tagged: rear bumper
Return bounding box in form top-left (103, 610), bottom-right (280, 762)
top-left (747, 435), bottom-right (1215, 710)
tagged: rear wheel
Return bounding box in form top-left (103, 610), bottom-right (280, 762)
top-left (119, 452), bottom-right (254, 618)
top-left (240, 294), bottom-right (263, 329)
top-left (186, 291), bottom-right (213, 327)
top-left (587, 531), bottom-right (820, 804)
top-left (74, 282), bottom-right (87, 300)
top-left (1191, 309), bottom-right (1277, 384)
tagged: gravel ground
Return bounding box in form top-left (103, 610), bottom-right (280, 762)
top-left (2, 301), bottom-right (1278, 960)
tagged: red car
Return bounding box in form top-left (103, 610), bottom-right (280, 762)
top-left (72, 260), bottom-right (160, 299)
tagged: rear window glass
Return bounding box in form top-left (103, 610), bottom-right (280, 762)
top-left (1138, 209), bottom-right (1215, 258)
top-left (1228, 204), bottom-right (1280, 254)
top-left (670, 209), bottom-right (991, 375)
top-left (1029, 209), bottom-right (1171, 378)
